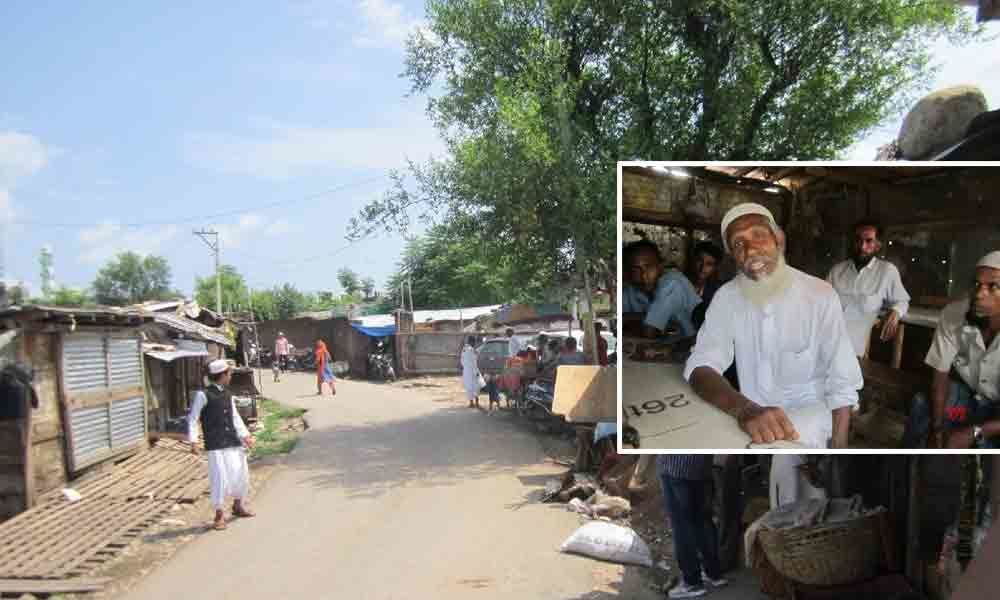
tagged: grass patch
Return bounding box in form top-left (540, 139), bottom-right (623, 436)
top-left (251, 398), bottom-right (306, 459)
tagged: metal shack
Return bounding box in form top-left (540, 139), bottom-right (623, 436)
top-left (139, 306), bottom-right (236, 434)
top-left (0, 305), bottom-right (150, 519)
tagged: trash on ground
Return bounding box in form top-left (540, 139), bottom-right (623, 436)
top-left (559, 521), bottom-right (653, 567)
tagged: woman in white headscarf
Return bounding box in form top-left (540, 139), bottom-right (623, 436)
top-left (460, 336), bottom-right (482, 408)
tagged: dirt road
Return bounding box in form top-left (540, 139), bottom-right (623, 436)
top-left (121, 372), bottom-right (662, 599)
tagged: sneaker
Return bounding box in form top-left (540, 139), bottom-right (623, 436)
top-left (701, 571), bottom-right (728, 587)
top-left (668, 582), bottom-right (707, 598)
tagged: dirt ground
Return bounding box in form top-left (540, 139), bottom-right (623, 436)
top-left (18, 401), bottom-right (307, 600)
top-left (19, 372), bottom-right (764, 599)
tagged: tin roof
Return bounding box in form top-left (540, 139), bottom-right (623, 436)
top-left (355, 304), bottom-right (501, 328)
top-left (0, 304), bottom-right (149, 327)
top-left (147, 312), bottom-right (234, 347)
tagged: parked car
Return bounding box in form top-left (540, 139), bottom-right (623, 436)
top-left (476, 337), bottom-right (511, 376)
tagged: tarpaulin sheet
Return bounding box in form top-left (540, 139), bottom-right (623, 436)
top-left (351, 323), bottom-right (396, 338)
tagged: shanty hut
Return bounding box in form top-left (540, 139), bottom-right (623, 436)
top-left (136, 303), bottom-right (238, 434)
top-left (0, 305), bottom-right (150, 519)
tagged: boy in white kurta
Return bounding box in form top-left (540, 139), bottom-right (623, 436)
top-left (188, 359), bottom-right (256, 530)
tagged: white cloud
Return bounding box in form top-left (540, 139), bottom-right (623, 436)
top-left (0, 131), bottom-right (49, 188)
top-left (264, 219), bottom-right (295, 236)
top-left (353, 0), bottom-right (433, 49)
top-left (182, 114), bottom-right (443, 179)
top-left (79, 220), bottom-right (122, 245)
top-left (0, 189), bottom-right (14, 225)
top-left (78, 224), bottom-right (180, 265)
top-left (214, 213), bottom-right (273, 249)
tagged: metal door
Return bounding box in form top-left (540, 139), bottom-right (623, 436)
top-left (62, 333), bottom-right (107, 392)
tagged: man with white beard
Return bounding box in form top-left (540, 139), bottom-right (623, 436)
top-left (684, 203), bottom-right (862, 505)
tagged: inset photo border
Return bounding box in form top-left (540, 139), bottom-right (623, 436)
top-left (616, 161), bottom-right (1000, 455)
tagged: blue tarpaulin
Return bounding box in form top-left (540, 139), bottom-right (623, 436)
top-left (351, 323), bottom-right (396, 337)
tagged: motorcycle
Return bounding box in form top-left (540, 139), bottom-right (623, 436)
top-left (368, 341), bottom-right (396, 382)
top-left (519, 379), bottom-right (555, 419)
top-left (298, 348), bottom-right (316, 371)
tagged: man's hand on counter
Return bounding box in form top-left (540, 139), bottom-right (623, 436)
top-left (737, 403), bottom-right (800, 444)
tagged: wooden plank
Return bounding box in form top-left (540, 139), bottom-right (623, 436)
top-left (33, 500), bottom-right (151, 576)
top-left (54, 333), bottom-right (74, 480)
top-left (0, 578), bottom-right (109, 594)
top-left (892, 322), bottom-right (906, 370)
top-left (552, 365), bottom-right (617, 423)
top-left (6, 498), bottom-right (158, 576)
top-left (66, 385), bottom-right (144, 410)
top-left (23, 384), bottom-right (34, 510)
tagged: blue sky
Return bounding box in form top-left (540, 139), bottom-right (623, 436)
top-left (1, 2), bottom-right (998, 300)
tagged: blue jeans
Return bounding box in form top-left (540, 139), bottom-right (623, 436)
top-left (659, 473), bottom-right (722, 587)
top-left (904, 380), bottom-right (999, 449)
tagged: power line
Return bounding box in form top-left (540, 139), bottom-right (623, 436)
top-left (10, 175), bottom-right (387, 229)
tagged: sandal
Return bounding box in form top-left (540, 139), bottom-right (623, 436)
top-left (232, 504), bottom-right (256, 518)
top-left (213, 518), bottom-right (227, 530)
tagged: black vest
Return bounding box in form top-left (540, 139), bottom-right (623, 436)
top-left (200, 385), bottom-right (243, 451)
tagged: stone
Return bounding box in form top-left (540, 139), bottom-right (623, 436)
top-left (898, 85), bottom-right (988, 159)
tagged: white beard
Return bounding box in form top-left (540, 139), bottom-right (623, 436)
top-left (736, 255), bottom-right (793, 309)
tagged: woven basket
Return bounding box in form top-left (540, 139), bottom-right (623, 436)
top-left (756, 512), bottom-right (883, 587)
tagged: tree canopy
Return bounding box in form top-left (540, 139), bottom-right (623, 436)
top-left (93, 252), bottom-right (173, 306)
top-left (349, 0), bottom-right (978, 300)
top-left (384, 218), bottom-right (558, 309)
top-left (194, 265), bottom-right (247, 313)
top-left (336, 268), bottom-right (362, 296)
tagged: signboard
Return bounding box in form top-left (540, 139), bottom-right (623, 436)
top-left (622, 361), bottom-right (818, 450)
top-left (552, 365), bottom-right (617, 422)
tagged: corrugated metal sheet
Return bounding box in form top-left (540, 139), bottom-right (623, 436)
top-left (69, 405), bottom-right (111, 469)
top-left (110, 396), bottom-right (145, 449)
top-left (109, 337), bottom-right (142, 387)
top-left (63, 333), bottom-right (107, 392)
top-left (356, 305), bottom-right (501, 328)
top-left (151, 313), bottom-right (232, 347)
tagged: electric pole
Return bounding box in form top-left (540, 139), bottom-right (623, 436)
top-left (193, 229), bottom-right (221, 314)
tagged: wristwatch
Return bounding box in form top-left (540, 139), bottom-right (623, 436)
top-left (973, 425), bottom-right (984, 446)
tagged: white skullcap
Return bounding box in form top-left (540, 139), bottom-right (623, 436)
top-left (720, 202), bottom-right (778, 253)
top-left (977, 251), bottom-right (1000, 270)
top-left (208, 359), bottom-right (230, 375)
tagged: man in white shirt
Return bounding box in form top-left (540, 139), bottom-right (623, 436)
top-left (684, 202), bottom-right (863, 449)
top-left (505, 328), bottom-right (524, 358)
top-left (905, 251), bottom-right (1000, 449)
top-left (188, 359), bottom-right (256, 530)
top-left (827, 220), bottom-right (911, 356)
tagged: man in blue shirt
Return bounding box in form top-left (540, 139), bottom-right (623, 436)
top-left (623, 240), bottom-right (700, 338)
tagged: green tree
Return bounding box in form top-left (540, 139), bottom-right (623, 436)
top-left (272, 283), bottom-right (310, 319)
top-left (48, 286), bottom-right (92, 308)
top-left (384, 218), bottom-right (553, 310)
top-left (194, 265), bottom-right (247, 313)
top-left (351, 0), bottom-right (978, 289)
top-left (361, 277), bottom-right (376, 299)
top-left (93, 252), bottom-right (173, 306)
top-left (6, 284), bottom-right (27, 306)
top-left (336, 268), bottom-right (361, 295)
top-left (250, 288), bottom-right (277, 321)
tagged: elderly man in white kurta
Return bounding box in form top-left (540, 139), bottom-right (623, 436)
top-left (827, 220), bottom-right (910, 357)
top-left (188, 359), bottom-right (256, 530)
top-left (685, 203), bottom-right (863, 506)
top-left (686, 203), bottom-right (863, 447)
